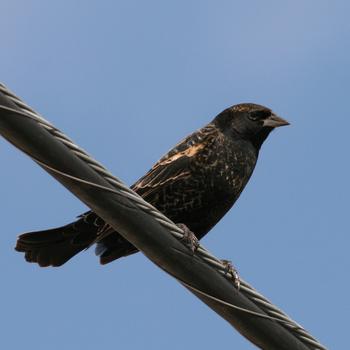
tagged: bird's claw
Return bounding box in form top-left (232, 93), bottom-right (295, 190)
top-left (177, 223), bottom-right (200, 253)
top-left (221, 259), bottom-right (240, 289)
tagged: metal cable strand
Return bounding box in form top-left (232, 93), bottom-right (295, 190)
top-left (0, 83), bottom-right (326, 350)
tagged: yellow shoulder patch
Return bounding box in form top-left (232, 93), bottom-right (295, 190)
top-left (164, 143), bottom-right (205, 164)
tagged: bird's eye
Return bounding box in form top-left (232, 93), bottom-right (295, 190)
top-left (248, 110), bottom-right (271, 122)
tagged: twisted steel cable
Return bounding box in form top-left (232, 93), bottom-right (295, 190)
top-left (0, 83), bottom-right (326, 350)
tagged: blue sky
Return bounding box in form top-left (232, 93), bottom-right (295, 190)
top-left (1, 1), bottom-right (349, 349)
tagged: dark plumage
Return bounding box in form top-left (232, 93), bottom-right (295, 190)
top-left (15, 103), bottom-right (289, 267)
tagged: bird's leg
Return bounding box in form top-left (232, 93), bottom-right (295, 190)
top-left (221, 259), bottom-right (240, 289)
top-left (177, 223), bottom-right (200, 253)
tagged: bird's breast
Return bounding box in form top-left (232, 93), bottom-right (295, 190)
top-left (197, 139), bottom-right (257, 197)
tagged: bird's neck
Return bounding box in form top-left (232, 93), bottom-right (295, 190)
top-left (227, 127), bottom-right (272, 153)
top-left (251, 127), bottom-right (273, 151)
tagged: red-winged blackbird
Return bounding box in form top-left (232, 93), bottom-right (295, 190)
top-left (15, 103), bottom-right (289, 267)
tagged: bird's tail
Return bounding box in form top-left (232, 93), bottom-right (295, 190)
top-left (15, 222), bottom-right (97, 267)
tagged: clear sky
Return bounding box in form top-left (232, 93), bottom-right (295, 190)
top-left (1, 1), bottom-right (348, 349)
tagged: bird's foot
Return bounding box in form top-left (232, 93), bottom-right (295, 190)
top-left (177, 223), bottom-right (200, 253)
top-left (221, 259), bottom-right (240, 289)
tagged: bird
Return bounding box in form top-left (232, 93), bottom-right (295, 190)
top-left (15, 103), bottom-right (289, 267)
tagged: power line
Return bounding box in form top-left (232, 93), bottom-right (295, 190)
top-left (0, 83), bottom-right (327, 350)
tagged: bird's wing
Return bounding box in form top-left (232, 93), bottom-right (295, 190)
top-left (131, 125), bottom-right (215, 199)
top-left (93, 125), bottom-right (217, 245)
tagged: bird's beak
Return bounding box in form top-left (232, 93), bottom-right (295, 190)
top-left (263, 114), bottom-right (290, 128)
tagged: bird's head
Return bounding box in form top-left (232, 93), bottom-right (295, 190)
top-left (213, 103), bottom-right (289, 150)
